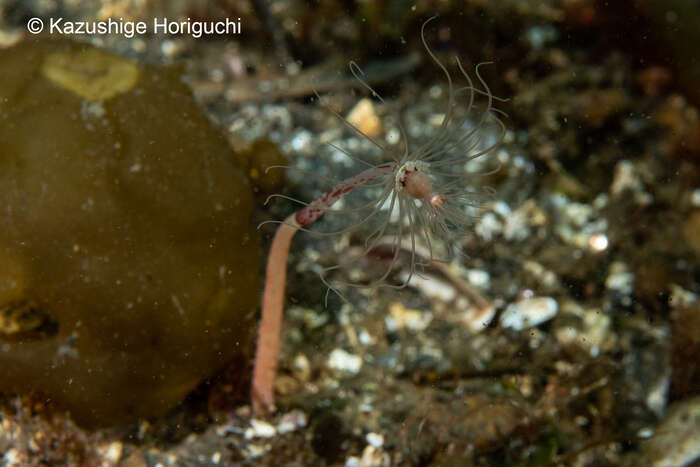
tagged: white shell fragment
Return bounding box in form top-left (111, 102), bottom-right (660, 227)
top-left (96, 441), bottom-right (123, 464)
top-left (385, 302), bottom-right (433, 332)
top-left (610, 160), bottom-right (652, 205)
top-left (328, 348), bottom-right (363, 374)
top-left (643, 395), bottom-right (700, 467)
top-left (244, 419), bottom-right (277, 439)
top-left (366, 432), bottom-right (384, 448)
top-left (466, 269), bottom-right (491, 289)
top-left (277, 410), bottom-right (308, 434)
top-left (292, 354), bottom-right (312, 382)
top-left (460, 303), bottom-right (497, 334)
top-left (553, 301), bottom-right (615, 357)
top-left (605, 262), bottom-right (635, 295)
top-left (401, 272), bottom-right (456, 302)
top-left (500, 297), bottom-right (558, 330)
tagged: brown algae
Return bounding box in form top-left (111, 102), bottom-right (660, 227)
top-left (0, 38), bottom-right (259, 427)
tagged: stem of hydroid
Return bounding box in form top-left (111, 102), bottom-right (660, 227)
top-left (251, 164), bottom-right (394, 415)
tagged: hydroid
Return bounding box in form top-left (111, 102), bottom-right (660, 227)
top-left (252, 16), bottom-right (506, 414)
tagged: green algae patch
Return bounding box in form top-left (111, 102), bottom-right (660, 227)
top-left (0, 39), bottom-right (259, 427)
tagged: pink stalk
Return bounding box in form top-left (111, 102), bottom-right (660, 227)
top-left (251, 164), bottom-right (393, 415)
top-left (251, 213), bottom-right (298, 414)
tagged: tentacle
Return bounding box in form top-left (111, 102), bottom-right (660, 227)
top-left (349, 61), bottom-right (386, 104)
top-left (314, 89), bottom-right (386, 153)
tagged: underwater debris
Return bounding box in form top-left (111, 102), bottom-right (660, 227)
top-left (251, 17), bottom-right (506, 414)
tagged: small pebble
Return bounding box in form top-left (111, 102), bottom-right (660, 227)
top-left (554, 302), bottom-right (614, 357)
top-left (96, 441), bottom-right (122, 464)
top-left (503, 206), bottom-right (531, 241)
top-left (277, 410), bottom-right (308, 434)
top-left (0, 30), bottom-right (22, 47)
top-left (605, 262), bottom-right (634, 295)
top-left (610, 160), bottom-right (652, 205)
top-left (290, 130), bottom-right (313, 154)
top-left (401, 272), bottom-right (455, 302)
top-left (245, 444), bottom-right (267, 458)
top-left (475, 212), bottom-right (503, 241)
top-left (160, 39), bottom-right (182, 58)
top-left (588, 233), bottom-right (609, 251)
top-left (500, 297), bottom-right (558, 330)
top-left (386, 302), bottom-right (433, 332)
top-left (492, 200), bottom-right (512, 217)
top-left (669, 285), bottom-right (698, 308)
top-left (460, 303), bottom-right (496, 333)
top-left (691, 188), bottom-right (700, 207)
top-left (428, 113), bottom-right (446, 127)
top-left (328, 348), bottom-right (362, 374)
top-left (346, 98), bottom-right (382, 138)
top-left (292, 354), bottom-right (311, 381)
top-left (244, 419), bottom-right (276, 439)
top-left (4, 448), bottom-right (20, 465)
top-left (523, 261), bottom-right (559, 289)
top-left (385, 127), bottom-right (400, 145)
top-left (643, 395), bottom-right (700, 466)
top-left (466, 269), bottom-right (490, 289)
top-left (366, 432), bottom-right (384, 448)
top-left (359, 444), bottom-right (388, 467)
top-left (358, 329), bottom-right (374, 345)
top-left (131, 38), bottom-right (146, 53)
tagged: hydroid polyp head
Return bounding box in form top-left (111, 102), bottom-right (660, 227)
top-left (265, 16), bottom-right (506, 293)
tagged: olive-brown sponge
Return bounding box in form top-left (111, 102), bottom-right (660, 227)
top-left (0, 38), bottom-right (259, 427)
